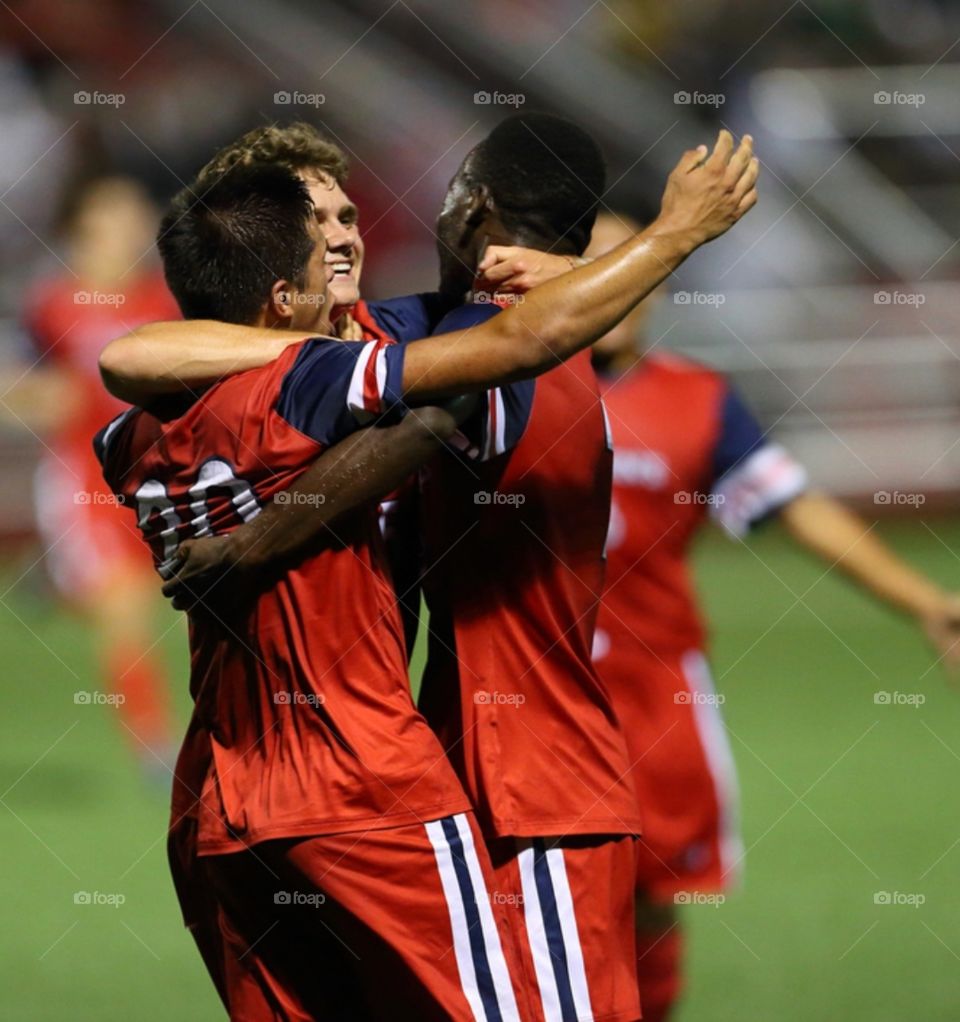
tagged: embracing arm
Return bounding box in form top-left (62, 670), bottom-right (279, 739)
top-left (162, 400), bottom-right (470, 612)
top-left (102, 131), bottom-right (757, 405)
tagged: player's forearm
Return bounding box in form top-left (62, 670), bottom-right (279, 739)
top-left (225, 405), bottom-right (461, 572)
top-left (99, 321), bottom-right (298, 404)
top-left (780, 491), bottom-right (946, 619)
top-left (400, 219), bottom-right (699, 400)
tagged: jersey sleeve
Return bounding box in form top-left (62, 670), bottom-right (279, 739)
top-left (710, 385), bottom-right (808, 538)
top-left (365, 292), bottom-right (454, 344)
top-left (275, 336), bottom-right (407, 446)
top-left (431, 302), bottom-right (534, 461)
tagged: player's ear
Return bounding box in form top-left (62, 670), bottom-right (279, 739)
top-left (267, 280), bottom-right (295, 323)
top-left (465, 183), bottom-right (494, 227)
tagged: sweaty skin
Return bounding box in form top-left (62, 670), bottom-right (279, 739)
top-left (100, 131), bottom-right (759, 404)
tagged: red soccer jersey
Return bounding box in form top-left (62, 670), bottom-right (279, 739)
top-left (417, 301), bottom-right (641, 840)
top-left (595, 352), bottom-right (808, 663)
top-left (97, 336), bottom-right (471, 854)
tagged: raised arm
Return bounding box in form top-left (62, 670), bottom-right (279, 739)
top-left (101, 131), bottom-right (757, 405)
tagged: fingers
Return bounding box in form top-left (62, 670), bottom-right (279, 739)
top-left (479, 258), bottom-right (527, 288)
top-left (477, 245), bottom-right (522, 273)
top-left (735, 188), bottom-right (758, 217)
top-left (732, 157), bottom-right (760, 203)
top-left (726, 134), bottom-right (754, 179)
top-left (677, 144), bottom-right (709, 175)
top-left (706, 129), bottom-right (735, 169)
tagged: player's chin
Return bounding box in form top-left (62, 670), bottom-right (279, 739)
top-left (328, 277), bottom-right (361, 309)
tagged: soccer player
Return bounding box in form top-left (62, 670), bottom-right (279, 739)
top-left (10, 175), bottom-right (180, 770)
top-left (103, 120), bottom-right (758, 1022)
top-left (584, 210), bottom-right (960, 1021)
top-left (97, 136), bottom-right (757, 1019)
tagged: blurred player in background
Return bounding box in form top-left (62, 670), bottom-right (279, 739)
top-left (584, 210), bottom-right (960, 1022)
top-left (12, 176), bottom-right (179, 772)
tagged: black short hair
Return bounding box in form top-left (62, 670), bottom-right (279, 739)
top-left (469, 113), bottom-right (606, 255)
top-left (157, 162), bottom-right (315, 324)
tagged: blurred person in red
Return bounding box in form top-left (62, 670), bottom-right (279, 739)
top-left (16, 175), bottom-right (179, 772)
top-left (580, 210), bottom-right (960, 1021)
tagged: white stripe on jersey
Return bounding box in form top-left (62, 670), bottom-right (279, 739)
top-left (544, 847), bottom-right (593, 1020)
top-left (517, 840), bottom-right (565, 1022)
top-left (345, 341), bottom-right (380, 423)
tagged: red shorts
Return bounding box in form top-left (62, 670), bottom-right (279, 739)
top-left (623, 649), bottom-right (742, 902)
top-left (178, 812), bottom-right (528, 1021)
top-left (488, 834), bottom-right (640, 1022)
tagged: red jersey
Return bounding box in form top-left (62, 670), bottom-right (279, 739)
top-left (97, 336), bottom-right (471, 854)
top-left (417, 301), bottom-right (641, 840)
top-left (25, 271), bottom-right (179, 463)
top-left (595, 352), bottom-right (808, 662)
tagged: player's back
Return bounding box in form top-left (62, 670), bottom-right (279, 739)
top-left (98, 337), bottom-right (470, 854)
top-left (418, 303), bottom-right (640, 839)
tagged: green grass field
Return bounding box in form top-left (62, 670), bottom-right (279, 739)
top-left (3, 518), bottom-right (960, 1020)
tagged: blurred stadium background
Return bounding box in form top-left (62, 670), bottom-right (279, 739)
top-left (1, 1), bottom-right (960, 1019)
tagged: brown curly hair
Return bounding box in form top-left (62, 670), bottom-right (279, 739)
top-left (198, 122), bottom-right (349, 186)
